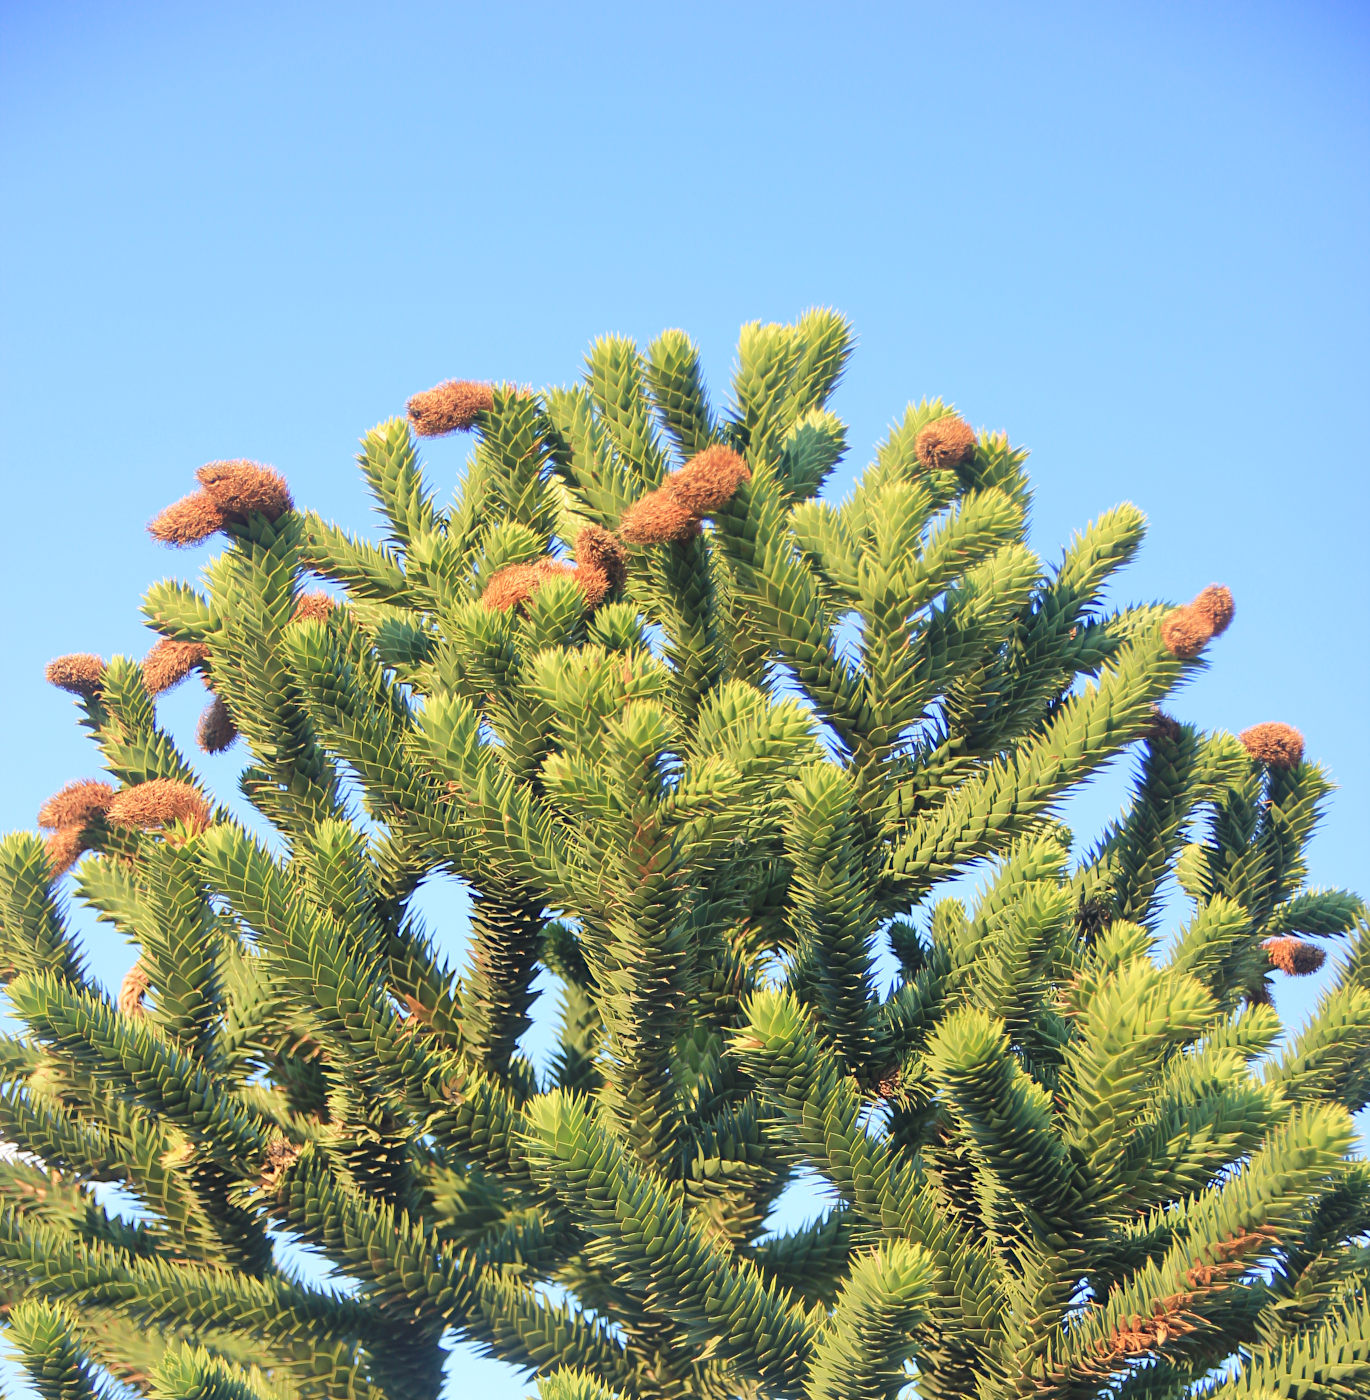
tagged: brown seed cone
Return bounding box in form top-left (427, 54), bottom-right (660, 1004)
top-left (1160, 605), bottom-right (1213, 660)
top-left (142, 639), bottom-right (209, 695)
top-left (148, 490), bottom-right (232, 546)
top-left (196, 460), bottom-right (293, 521)
top-left (406, 380), bottom-right (496, 436)
top-left (620, 490), bottom-right (701, 545)
top-left (292, 591), bottom-right (336, 623)
top-left (574, 525), bottom-right (628, 595)
top-left (45, 653), bottom-right (106, 696)
top-left (38, 779), bottom-right (115, 832)
top-left (196, 694), bottom-right (238, 754)
top-left (118, 961), bottom-right (150, 1018)
top-left (1240, 721), bottom-right (1305, 770)
top-left (914, 415), bottom-right (977, 470)
top-left (43, 827), bottom-right (89, 878)
top-left (668, 445), bottom-right (752, 516)
top-left (106, 778), bottom-right (212, 834)
top-left (1265, 936), bottom-right (1325, 976)
top-left (1192, 584), bottom-right (1235, 637)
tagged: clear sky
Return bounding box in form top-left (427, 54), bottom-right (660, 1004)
top-left (1, 2), bottom-right (1367, 1395)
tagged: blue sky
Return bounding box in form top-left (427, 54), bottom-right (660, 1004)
top-left (1, 1), bottom-right (1367, 1395)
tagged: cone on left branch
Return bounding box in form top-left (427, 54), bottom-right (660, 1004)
top-left (45, 653), bottom-right (105, 697)
top-left (38, 778), bottom-right (116, 877)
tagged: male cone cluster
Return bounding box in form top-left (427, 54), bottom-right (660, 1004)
top-left (482, 525), bottom-right (628, 614)
top-left (620, 445), bottom-right (752, 544)
top-left (138, 637), bottom-right (239, 753)
top-left (36, 778), bottom-right (115, 876)
top-left (1161, 583), bottom-right (1235, 659)
top-left (34, 775), bottom-right (211, 874)
top-left (148, 460), bottom-right (293, 547)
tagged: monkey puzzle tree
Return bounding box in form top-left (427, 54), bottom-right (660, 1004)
top-left (1, 311), bottom-right (1367, 1400)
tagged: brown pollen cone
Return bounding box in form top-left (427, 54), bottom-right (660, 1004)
top-left (620, 490), bottom-right (700, 546)
top-left (1192, 584), bottom-right (1234, 636)
top-left (1247, 978), bottom-right (1274, 1007)
top-left (573, 565), bottom-right (611, 610)
top-left (43, 827), bottom-right (89, 878)
top-left (1145, 706), bottom-right (1184, 745)
top-left (45, 653), bottom-right (106, 697)
top-left (38, 779), bottom-right (115, 832)
top-left (574, 525), bottom-right (628, 595)
top-left (107, 778), bottom-right (212, 834)
top-left (197, 694), bottom-right (238, 754)
top-left (293, 591), bottom-right (336, 623)
top-left (668, 445), bottom-right (752, 516)
top-left (406, 380), bottom-right (496, 437)
top-left (261, 1134), bottom-right (302, 1191)
top-left (1240, 722), bottom-right (1304, 770)
top-left (481, 563), bottom-right (542, 612)
top-left (142, 639), bottom-right (209, 695)
top-left (148, 490), bottom-right (231, 546)
top-left (118, 961), bottom-right (150, 1018)
top-left (1264, 936), bottom-right (1325, 976)
top-left (1160, 605), bottom-right (1213, 660)
top-left (914, 415), bottom-right (977, 470)
top-left (196, 461), bottom-right (293, 522)
top-left (877, 1065), bottom-right (904, 1100)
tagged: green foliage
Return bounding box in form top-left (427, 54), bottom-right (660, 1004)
top-left (2, 314), bottom-right (1363, 1400)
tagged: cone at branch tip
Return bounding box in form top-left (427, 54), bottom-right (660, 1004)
top-left (668, 445), bottom-right (752, 516)
top-left (620, 491), bottom-right (701, 546)
top-left (406, 380), bottom-right (496, 437)
top-left (45, 653), bottom-right (106, 697)
top-left (1160, 607), bottom-right (1210, 660)
top-left (1161, 584), bottom-right (1234, 660)
top-left (914, 415), bottom-right (977, 470)
top-left (1192, 584), bottom-right (1234, 636)
top-left (482, 530), bottom-right (628, 614)
top-left (292, 591), bottom-right (336, 623)
top-left (481, 562), bottom-right (544, 612)
top-left (1264, 936), bottom-right (1324, 975)
top-left (1241, 722), bottom-right (1304, 769)
top-left (195, 461), bottom-right (293, 521)
top-left (142, 639), bottom-right (209, 695)
top-left (106, 779), bottom-right (212, 834)
top-left (1145, 707), bottom-right (1184, 744)
top-left (37, 779), bottom-right (115, 832)
top-left (148, 490), bottom-right (232, 546)
top-left (149, 462), bottom-right (292, 547)
top-left (260, 1135), bottom-right (301, 1191)
top-left (118, 961), bottom-right (150, 1018)
top-left (43, 826), bottom-right (89, 878)
top-left (574, 525), bottom-right (628, 594)
top-left (197, 694), bottom-right (238, 754)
